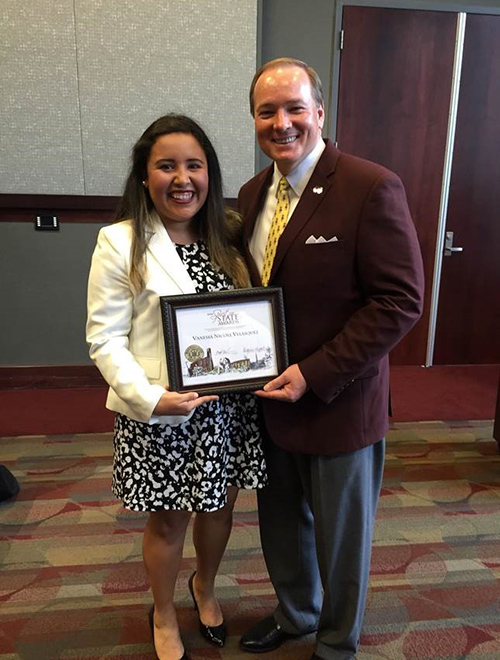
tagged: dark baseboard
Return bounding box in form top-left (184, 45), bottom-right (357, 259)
top-left (0, 194), bottom-right (119, 224)
top-left (0, 365), bottom-right (106, 390)
top-left (0, 194), bottom-right (238, 222)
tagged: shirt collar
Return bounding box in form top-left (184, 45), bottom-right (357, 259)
top-left (273, 138), bottom-right (326, 197)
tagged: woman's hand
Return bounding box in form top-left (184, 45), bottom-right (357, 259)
top-left (153, 389), bottom-right (219, 416)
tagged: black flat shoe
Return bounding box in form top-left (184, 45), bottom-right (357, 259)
top-left (148, 605), bottom-right (189, 660)
top-left (188, 572), bottom-right (227, 647)
top-left (239, 615), bottom-right (306, 653)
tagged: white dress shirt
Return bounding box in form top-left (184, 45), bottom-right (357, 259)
top-left (249, 138), bottom-right (326, 274)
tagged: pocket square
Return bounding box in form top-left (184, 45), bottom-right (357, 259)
top-left (305, 235), bottom-right (339, 244)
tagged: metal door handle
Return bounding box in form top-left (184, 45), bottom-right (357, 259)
top-left (444, 231), bottom-right (464, 256)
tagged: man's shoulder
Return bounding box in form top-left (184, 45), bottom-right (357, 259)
top-left (306, 139), bottom-right (400, 187)
top-left (238, 142), bottom-right (401, 197)
top-left (335, 149), bottom-right (401, 186)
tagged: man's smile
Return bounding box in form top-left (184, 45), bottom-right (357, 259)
top-left (273, 136), bottom-right (298, 144)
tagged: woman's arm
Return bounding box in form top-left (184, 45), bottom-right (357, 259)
top-left (86, 226), bottom-right (216, 422)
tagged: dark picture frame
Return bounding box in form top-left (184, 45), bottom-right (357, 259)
top-left (160, 287), bottom-right (288, 395)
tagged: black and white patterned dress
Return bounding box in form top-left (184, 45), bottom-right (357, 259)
top-left (112, 240), bottom-right (267, 512)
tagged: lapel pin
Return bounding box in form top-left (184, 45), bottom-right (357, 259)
top-left (313, 187), bottom-right (323, 194)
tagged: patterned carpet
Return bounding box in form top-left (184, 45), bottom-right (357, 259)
top-left (0, 420), bottom-right (499, 660)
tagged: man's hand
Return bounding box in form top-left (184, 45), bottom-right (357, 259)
top-left (255, 363), bottom-right (308, 403)
top-left (153, 390), bottom-right (218, 416)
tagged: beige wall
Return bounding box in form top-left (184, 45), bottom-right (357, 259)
top-left (0, 0), bottom-right (257, 197)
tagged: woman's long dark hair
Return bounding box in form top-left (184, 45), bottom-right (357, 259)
top-left (115, 114), bottom-right (249, 291)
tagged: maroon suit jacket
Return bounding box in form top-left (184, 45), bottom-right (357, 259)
top-left (238, 140), bottom-right (424, 455)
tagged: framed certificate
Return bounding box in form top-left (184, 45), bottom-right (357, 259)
top-left (160, 287), bottom-right (288, 395)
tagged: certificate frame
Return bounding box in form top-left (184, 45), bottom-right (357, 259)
top-left (160, 287), bottom-right (288, 395)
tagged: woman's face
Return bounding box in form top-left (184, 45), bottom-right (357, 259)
top-left (145, 132), bottom-right (209, 237)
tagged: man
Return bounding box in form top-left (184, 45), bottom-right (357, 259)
top-left (238, 58), bottom-right (424, 660)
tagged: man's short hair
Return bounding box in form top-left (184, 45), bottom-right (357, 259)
top-left (249, 57), bottom-right (325, 116)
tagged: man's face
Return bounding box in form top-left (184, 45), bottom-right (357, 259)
top-left (253, 65), bottom-right (325, 175)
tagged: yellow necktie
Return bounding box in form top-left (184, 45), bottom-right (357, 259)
top-left (261, 177), bottom-right (290, 286)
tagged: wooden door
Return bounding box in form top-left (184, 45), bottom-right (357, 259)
top-left (433, 14), bottom-right (500, 364)
top-left (336, 6), bottom-right (457, 364)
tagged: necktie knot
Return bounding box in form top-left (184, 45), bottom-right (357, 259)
top-left (277, 177), bottom-right (289, 197)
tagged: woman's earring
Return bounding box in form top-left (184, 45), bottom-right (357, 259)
top-left (142, 180), bottom-right (148, 188)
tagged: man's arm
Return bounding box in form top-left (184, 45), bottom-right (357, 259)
top-left (300, 171), bottom-right (424, 404)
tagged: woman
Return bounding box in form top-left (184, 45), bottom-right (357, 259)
top-left (86, 115), bottom-right (266, 660)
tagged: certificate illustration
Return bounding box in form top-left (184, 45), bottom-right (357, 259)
top-left (160, 288), bottom-right (288, 394)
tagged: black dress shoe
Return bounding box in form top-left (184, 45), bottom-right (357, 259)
top-left (188, 572), bottom-right (227, 647)
top-left (148, 605), bottom-right (189, 660)
top-left (239, 615), bottom-right (299, 653)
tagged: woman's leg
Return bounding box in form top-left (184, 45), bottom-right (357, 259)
top-left (143, 509), bottom-right (192, 660)
top-left (191, 486), bottom-right (239, 625)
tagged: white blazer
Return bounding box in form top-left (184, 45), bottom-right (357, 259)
top-left (86, 215), bottom-right (198, 426)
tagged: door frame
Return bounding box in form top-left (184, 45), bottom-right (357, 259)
top-left (330, 0), bottom-right (500, 365)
